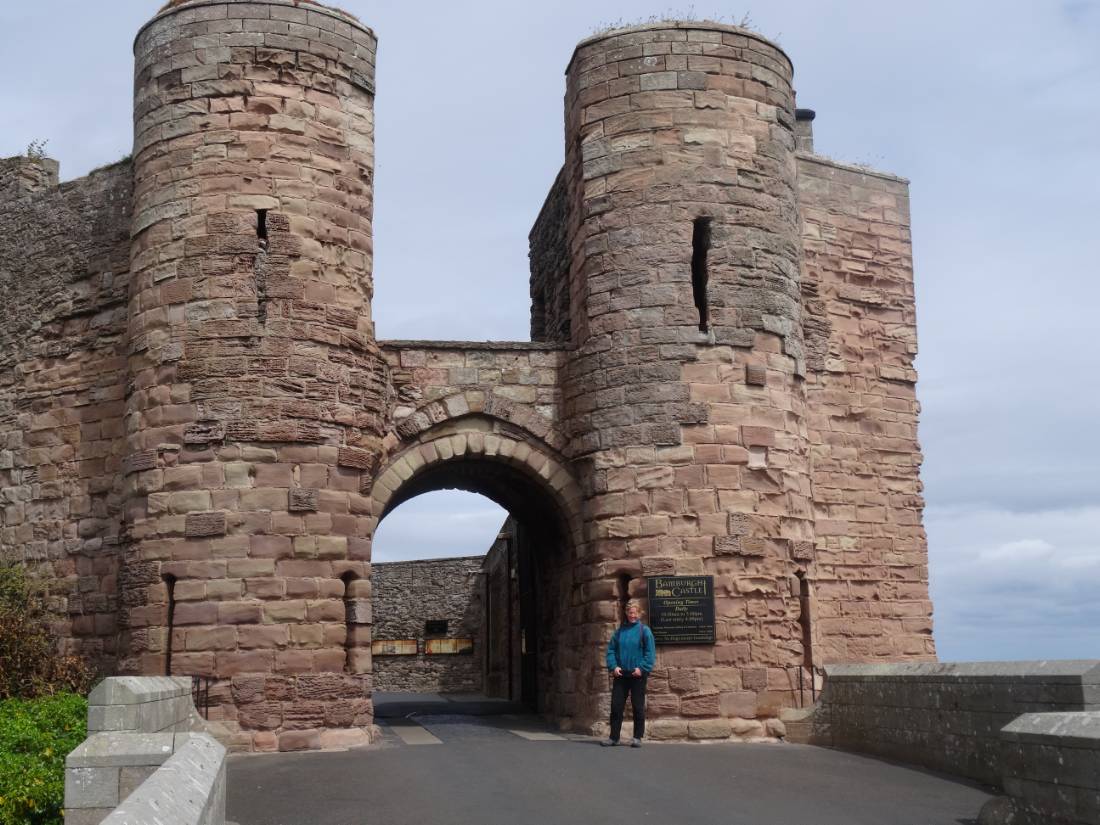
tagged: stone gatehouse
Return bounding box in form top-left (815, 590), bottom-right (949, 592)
top-left (0, 0), bottom-right (934, 751)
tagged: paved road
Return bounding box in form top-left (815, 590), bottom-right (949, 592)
top-left (228, 713), bottom-right (992, 825)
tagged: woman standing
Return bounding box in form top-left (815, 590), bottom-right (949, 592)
top-left (602, 600), bottom-right (656, 747)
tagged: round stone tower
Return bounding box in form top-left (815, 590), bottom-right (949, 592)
top-left (122, 0), bottom-right (385, 750)
top-left (562, 24), bottom-right (817, 736)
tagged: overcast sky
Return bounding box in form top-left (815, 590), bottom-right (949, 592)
top-left (3, 0), bottom-right (1097, 662)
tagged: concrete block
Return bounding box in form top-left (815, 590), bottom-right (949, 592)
top-left (65, 766), bottom-right (120, 809)
top-left (98, 735), bottom-right (226, 825)
top-left (66, 733), bottom-right (175, 768)
top-left (119, 766), bottom-right (157, 801)
top-left (88, 676), bottom-right (191, 707)
top-left (87, 703), bottom-right (140, 732)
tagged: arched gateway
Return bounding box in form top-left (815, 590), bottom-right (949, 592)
top-left (369, 399), bottom-right (588, 722)
top-left (0, 0), bottom-right (936, 751)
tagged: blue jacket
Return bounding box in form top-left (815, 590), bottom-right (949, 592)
top-left (606, 620), bottom-right (656, 674)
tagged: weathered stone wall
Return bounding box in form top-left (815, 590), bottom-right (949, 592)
top-left (0, 4), bottom-right (939, 751)
top-left (371, 556), bottom-right (484, 693)
top-left (528, 170), bottom-right (571, 343)
top-left (0, 156), bottom-right (133, 674)
top-left (0, 155), bottom-right (60, 199)
top-left (559, 22), bottom-right (817, 738)
top-left (367, 354), bottom-right (580, 721)
top-left (797, 153), bottom-right (934, 663)
top-left (115, 0), bottom-right (387, 752)
top-left (983, 710), bottom-right (1100, 825)
top-left (788, 662), bottom-right (1100, 786)
top-left (482, 525), bottom-right (520, 700)
top-left (382, 341), bottom-right (565, 447)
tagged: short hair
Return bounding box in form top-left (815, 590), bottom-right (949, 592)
top-left (624, 600), bottom-right (642, 613)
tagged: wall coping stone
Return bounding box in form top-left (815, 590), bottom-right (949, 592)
top-left (825, 660), bottom-right (1100, 684)
top-left (381, 340), bottom-right (567, 352)
top-left (88, 675), bottom-right (192, 705)
top-left (1002, 710), bottom-right (1100, 747)
top-left (374, 555), bottom-right (486, 568)
top-left (67, 733), bottom-right (176, 769)
top-left (98, 734), bottom-right (226, 825)
top-left (796, 150), bottom-right (910, 185)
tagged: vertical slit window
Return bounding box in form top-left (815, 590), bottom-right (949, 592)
top-left (341, 572), bottom-right (357, 674)
top-left (618, 573), bottom-right (632, 607)
top-left (692, 217), bottom-right (712, 332)
top-left (256, 209), bottom-right (268, 250)
top-left (796, 571), bottom-right (813, 670)
top-left (164, 574), bottom-right (177, 676)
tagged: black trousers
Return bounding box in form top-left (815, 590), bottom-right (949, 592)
top-left (609, 672), bottom-right (648, 741)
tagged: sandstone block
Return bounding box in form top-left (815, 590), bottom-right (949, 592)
top-left (730, 718), bottom-right (765, 738)
top-left (688, 719), bottom-right (732, 740)
top-left (719, 690), bottom-right (758, 718)
top-left (680, 693), bottom-right (720, 717)
top-left (218, 601), bottom-right (263, 624)
top-left (764, 718), bottom-right (786, 739)
top-left (289, 488), bottom-right (319, 512)
top-left (169, 491), bottom-right (212, 514)
top-left (238, 625), bottom-right (290, 650)
top-left (319, 728), bottom-right (370, 750)
top-left (646, 720), bottom-right (689, 740)
top-left (278, 729), bottom-right (321, 751)
top-left (185, 511), bottom-right (227, 537)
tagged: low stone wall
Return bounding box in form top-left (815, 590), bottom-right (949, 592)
top-left (65, 677), bottom-right (226, 825)
top-left (979, 712), bottom-right (1100, 825)
top-left (786, 661), bottom-right (1100, 786)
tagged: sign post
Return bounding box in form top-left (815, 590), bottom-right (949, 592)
top-left (646, 576), bottom-right (716, 644)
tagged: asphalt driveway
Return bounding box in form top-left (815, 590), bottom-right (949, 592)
top-left (228, 713), bottom-right (992, 825)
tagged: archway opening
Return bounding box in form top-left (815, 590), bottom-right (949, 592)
top-left (371, 453), bottom-right (575, 716)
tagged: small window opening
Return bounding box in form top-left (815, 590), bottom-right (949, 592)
top-left (256, 209), bottom-right (268, 251)
top-left (163, 574), bottom-right (177, 676)
top-left (618, 573), bottom-right (632, 606)
top-left (795, 571), bottom-right (813, 670)
top-left (341, 572), bottom-right (357, 674)
top-left (425, 619), bottom-right (449, 636)
top-left (691, 217), bottom-right (712, 332)
top-left (255, 209), bottom-right (270, 325)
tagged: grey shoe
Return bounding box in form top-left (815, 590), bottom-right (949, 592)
top-left (630, 738), bottom-right (642, 748)
top-left (600, 738), bottom-right (618, 747)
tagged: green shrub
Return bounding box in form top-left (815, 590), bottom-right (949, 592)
top-left (0, 564), bottom-right (94, 700)
top-left (0, 693), bottom-right (86, 825)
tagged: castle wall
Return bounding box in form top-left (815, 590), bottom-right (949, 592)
top-left (381, 341), bottom-right (565, 451)
top-left (559, 23), bottom-right (817, 738)
top-left (528, 170), bottom-right (572, 343)
top-left (0, 157), bottom-right (133, 673)
top-left (0, 1), bottom-right (937, 752)
top-left (371, 556), bottom-right (484, 693)
top-left (797, 153), bottom-right (934, 662)
top-left (481, 526), bottom-right (520, 699)
top-left (121, 0), bottom-right (386, 752)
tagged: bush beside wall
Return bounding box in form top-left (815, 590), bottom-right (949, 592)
top-left (0, 564), bottom-right (94, 701)
top-left (0, 693), bottom-right (87, 825)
